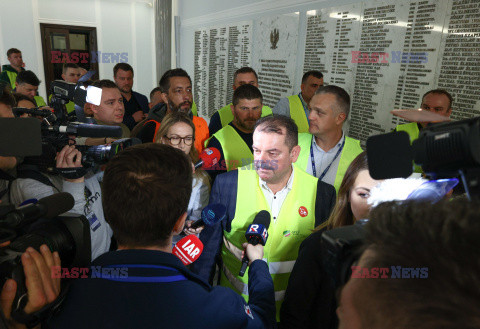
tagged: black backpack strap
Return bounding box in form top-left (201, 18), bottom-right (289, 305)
top-left (16, 169), bottom-right (60, 192)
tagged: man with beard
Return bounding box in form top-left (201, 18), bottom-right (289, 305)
top-left (192, 115), bottom-right (336, 321)
top-left (113, 63), bottom-right (149, 130)
top-left (135, 68), bottom-right (209, 154)
top-left (205, 84), bottom-right (263, 182)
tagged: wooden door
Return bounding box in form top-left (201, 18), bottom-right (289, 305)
top-left (40, 24), bottom-right (99, 96)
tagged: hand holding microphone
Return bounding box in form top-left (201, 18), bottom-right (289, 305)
top-left (187, 204), bottom-right (226, 231)
top-left (239, 210), bottom-right (271, 277)
top-left (241, 242), bottom-right (264, 266)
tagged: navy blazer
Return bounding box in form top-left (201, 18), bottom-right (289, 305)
top-left (190, 169), bottom-right (336, 283)
top-left (48, 249), bottom-right (276, 329)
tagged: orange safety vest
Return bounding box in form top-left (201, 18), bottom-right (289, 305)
top-left (146, 116), bottom-right (209, 154)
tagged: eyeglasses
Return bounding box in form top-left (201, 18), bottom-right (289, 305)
top-left (164, 135), bottom-right (194, 146)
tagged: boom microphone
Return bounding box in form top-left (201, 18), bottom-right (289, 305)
top-left (12, 107), bottom-right (55, 118)
top-left (194, 147), bottom-right (221, 169)
top-left (239, 210), bottom-right (271, 277)
top-left (172, 235), bottom-right (204, 265)
top-left (189, 204), bottom-right (226, 230)
top-left (2, 192), bottom-right (75, 229)
top-left (45, 122), bottom-right (123, 138)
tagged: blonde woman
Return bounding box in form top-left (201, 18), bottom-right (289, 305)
top-left (155, 112), bottom-right (210, 243)
top-left (281, 152), bottom-right (382, 329)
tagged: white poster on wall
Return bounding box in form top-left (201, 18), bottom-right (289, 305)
top-left (252, 13), bottom-right (300, 108)
top-left (193, 21), bottom-right (252, 118)
top-left (435, 0), bottom-right (480, 121)
top-left (304, 4), bottom-right (363, 97)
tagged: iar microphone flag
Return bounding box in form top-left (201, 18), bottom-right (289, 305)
top-left (239, 210), bottom-right (271, 277)
top-left (173, 235), bottom-right (204, 265)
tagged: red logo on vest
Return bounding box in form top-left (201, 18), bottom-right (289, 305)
top-left (298, 206), bottom-right (308, 217)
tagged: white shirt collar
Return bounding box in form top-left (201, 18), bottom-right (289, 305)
top-left (312, 131), bottom-right (345, 153)
top-left (259, 164), bottom-right (295, 195)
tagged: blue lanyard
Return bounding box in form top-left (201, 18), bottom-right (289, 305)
top-left (298, 93), bottom-right (310, 124)
top-left (310, 137), bottom-right (345, 180)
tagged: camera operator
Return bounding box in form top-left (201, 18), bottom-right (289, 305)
top-left (47, 143), bottom-right (275, 329)
top-left (9, 145), bottom-right (112, 260)
top-left (0, 245), bottom-right (61, 329)
top-left (81, 79), bottom-right (130, 146)
top-left (337, 198), bottom-right (480, 329)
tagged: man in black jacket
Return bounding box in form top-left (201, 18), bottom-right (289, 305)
top-left (113, 63), bottom-right (149, 130)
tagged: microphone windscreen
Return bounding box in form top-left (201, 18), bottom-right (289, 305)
top-left (173, 235), bottom-right (204, 265)
top-left (199, 147), bottom-right (221, 169)
top-left (37, 192), bottom-right (75, 219)
top-left (366, 131), bottom-right (413, 179)
top-left (252, 210), bottom-right (271, 229)
top-left (201, 204), bottom-right (226, 226)
top-left (75, 124), bottom-right (123, 138)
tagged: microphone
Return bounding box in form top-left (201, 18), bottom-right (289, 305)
top-left (13, 107), bottom-right (54, 118)
top-left (173, 235), bottom-right (204, 265)
top-left (189, 204), bottom-right (226, 230)
top-left (2, 193), bottom-right (75, 229)
top-left (194, 147), bottom-right (221, 169)
top-left (239, 210), bottom-right (271, 277)
top-left (45, 122), bottom-right (123, 138)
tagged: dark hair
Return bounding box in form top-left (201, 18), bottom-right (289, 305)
top-left (150, 86), bottom-right (162, 100)
top-left (7, 48), bottom-right (21, 57)
top-left (353, 198), bottom-right (480, 329)
top-left (92, 79), bottom-right (119, 90)
top-left (232, 84), bottom-right (263, 106)
top-left (422, 89), bottom-right (453, 109)
top-left (233, 67), bottom-right (258, 84)
top-left (102, 143), bottom-right (192, 248)
top-left (316, 152), bottom-right (368, 231)
top-left (16, 70), bottom-right (40, 86)
top-left (314, 85), bottom-right (350, 119)
top-left (254, 114), bottom-right (298, 150)
top-left (302, 70), bottom-right (323, 84)
top-left (113, 63), bottom-right (134, 77)
top-left (159, 68), bottom-right (191, 93)
top-left (0, 83), bottom-right (15, 108)
top-left (62, 63), bottom-right (79, 74)
top-left (12, 93), bottom-right (35, 105)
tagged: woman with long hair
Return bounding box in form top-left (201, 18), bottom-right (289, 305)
top-left (155, 112), bottom-right (210, 241)
top-left (280, 152), bottom-right (381, 329)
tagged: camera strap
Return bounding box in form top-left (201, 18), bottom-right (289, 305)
top-left (55, 167), bottom-right (88, 180)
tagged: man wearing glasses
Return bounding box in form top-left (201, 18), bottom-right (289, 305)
top-left (205, 84), bottom-right (264, 182)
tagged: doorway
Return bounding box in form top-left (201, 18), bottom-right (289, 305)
top-left (40, 24), bottom-right (99, 95)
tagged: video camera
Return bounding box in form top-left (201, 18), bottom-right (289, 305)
top-left (10, 77), bottom-right (140, 172)
top-left (0, 193), bottom-right (91, 325)
top-left (323, 116), bottom-right (480, 290)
